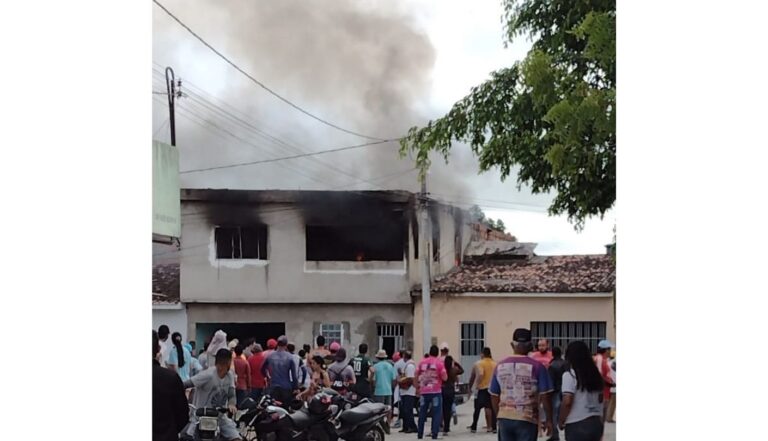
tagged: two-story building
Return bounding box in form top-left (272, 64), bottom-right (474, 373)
top-left (179, 189), bottom-right (470, 356)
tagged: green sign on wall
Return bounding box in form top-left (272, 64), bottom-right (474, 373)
top-left (153, 140), bottom-right (180, 238)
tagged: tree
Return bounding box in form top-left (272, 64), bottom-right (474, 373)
top-left (468, 204), bottom-right (486, 223)
top-left (495, 219), bottom-right (506, 232)
top-left (400, 0), bottom-right (615, 229)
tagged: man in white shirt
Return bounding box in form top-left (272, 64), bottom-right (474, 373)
top-left (397, 351), bottom-right (418, 434)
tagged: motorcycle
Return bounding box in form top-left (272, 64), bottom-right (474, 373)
top-left (236, 394), bottom-right (334, 441)
top-left (181, 405), bottom-right (232, 441)
top-left (321, 389), bottom-right (390, 441)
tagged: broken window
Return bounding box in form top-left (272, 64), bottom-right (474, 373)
top-left (215, 226), bottom-right (268, 259)
top-left (305, 224), bottom-right (405, 261)
top-left (432, 219), bottom-right (440, 262)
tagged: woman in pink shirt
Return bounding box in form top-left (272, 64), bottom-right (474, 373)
top-left (415, 345), bottom-right (447, 440)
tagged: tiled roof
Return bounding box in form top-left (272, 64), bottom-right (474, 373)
top-left (152, 263), bottom-right (180, 304)
top-left (419, 255), bottom-right (615, 293)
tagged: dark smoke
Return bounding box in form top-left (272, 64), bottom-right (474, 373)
top-left (152, 0), bottom-right (478, 197)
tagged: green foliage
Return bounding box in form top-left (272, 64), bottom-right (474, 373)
top-left (401, 0), bottom-right (615, 229)
top-left (468, 204), bottom-right (486, 222)
top-left (495, 219), bottom-right (506, 232)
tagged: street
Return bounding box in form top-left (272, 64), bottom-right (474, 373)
top-left (388, 401), bottom-right (615, 441)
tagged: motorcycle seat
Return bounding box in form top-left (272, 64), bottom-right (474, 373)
top-left (288, 409), bottom-right (314, 430)
top-left (339, 403), bottom-right (385, 424)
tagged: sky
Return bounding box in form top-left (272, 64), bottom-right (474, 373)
top-left (152, 0), bottom-right (615, 255)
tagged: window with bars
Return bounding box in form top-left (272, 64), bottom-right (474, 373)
top-left (377, 323), bottom-right (405, 358)
top-left (320, 323), bottom-right (343, 345)
top-left (530, 321), bottom-right (607, 354)
top-left (215, 226), bottom-right (268, 259)
top-left (460, 322), bottom-right (485, 356)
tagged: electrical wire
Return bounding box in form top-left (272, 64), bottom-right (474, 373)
top-left (152, 0), bottom-right (390, 141)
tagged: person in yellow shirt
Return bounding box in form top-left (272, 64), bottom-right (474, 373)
top-left (467, 347), bottom-right (498, 433)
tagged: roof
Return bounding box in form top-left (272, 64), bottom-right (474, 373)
top-left (152, 263), bottom-right (180, 304)
top-left (464, 241), bottom-right (537, 257)
top-left (181, 189), bottom-right (415, 204)
top-left (419, 255), bottom-right (615, 294)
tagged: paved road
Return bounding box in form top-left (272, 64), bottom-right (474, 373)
top-left (387, 401), bottom-right (615, 441)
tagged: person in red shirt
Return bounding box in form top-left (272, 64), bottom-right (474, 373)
top-left (529, 339), bottom-right (554, 368)
top-left (247, 343), bottom-right (267, 402)
top-left (233, 345), bottom-right (252, 407)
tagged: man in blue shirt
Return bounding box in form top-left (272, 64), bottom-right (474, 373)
top-left (371, 349), bottom-right (397, 429)
top-left (261, 335), bottom-right (298, 406)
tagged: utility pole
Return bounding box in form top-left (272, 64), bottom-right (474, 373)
top-left (164, 66), bottom-right (182, 146)
top-left (419, 176), bottom-right (432, 355)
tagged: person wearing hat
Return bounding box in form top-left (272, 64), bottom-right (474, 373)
top-left (327, 347), bottom-right (356, 396)
top-left (324, 341), bottom-right (342, 365)
top-left (371, 349), bottom-right (397, 428)
top-left (594, 340), bottom-right (615, 422)
top-left (260, 335), bottom-right (299, 406)
top-left (489, 328), bottom-right (554, 441)
top-left (247, 343), bottom-right (266, 402)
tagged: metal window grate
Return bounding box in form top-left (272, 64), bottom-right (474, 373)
top-left (320, 323), bottom-right (343, 345)
top-left (460, 322), bottom-right (485, 357)
top-left (530, 321), bottom-right (607, 354)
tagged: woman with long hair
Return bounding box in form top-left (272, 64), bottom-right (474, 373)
top-left (441, 355), bottom-right (463, 435)
top-left (167, 332), bottom-right (192, 382)
top-left (558, 341), bottom-right (605, 441)
top-left (299, 355), bottom-right (330, 400)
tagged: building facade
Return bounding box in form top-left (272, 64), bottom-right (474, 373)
top-left (179, 189), bottom-right (470, 356)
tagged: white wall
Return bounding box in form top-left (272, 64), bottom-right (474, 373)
top-left (152, 306), bottom-right (189, 341)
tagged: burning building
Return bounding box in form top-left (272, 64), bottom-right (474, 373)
top-left (177, 189), bottom-right (470, 355)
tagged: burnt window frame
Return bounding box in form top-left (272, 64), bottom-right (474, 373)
top-left (214, 225), bottom-right (268, 260)
top-left (305, 224), bottom-right (406, 262)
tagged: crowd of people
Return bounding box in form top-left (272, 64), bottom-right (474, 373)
top-left (153, 324), bottom-right (616, 441)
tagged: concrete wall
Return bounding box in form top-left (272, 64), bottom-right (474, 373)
top-left (181, 202), bottom-right (411, 304)
top-left (412, 294), bottom-right (615, 359)
top-left (181, 200), bottom-right (468, 304)
top-left (152, 305), bottom-right (188, 340)
top-left (187, 303), bottom-right (413, 352)
top-left (406, 204), bottom-right (471, 286)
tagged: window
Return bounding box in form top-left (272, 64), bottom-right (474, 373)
top-left (432, 220), bottom-right (440, 262)
top-left (215, 226), bottom-right (268, 259)
top-left (305, 225), bottom-right (405, 261)
top-left (460, 322), bottom-right (485, 357)
top-left (377, 323), bottom-right (405, 358)
top-left (530, 321), bottom-right (607, 354)
top-left (320, 323), bottom-right (343, 345)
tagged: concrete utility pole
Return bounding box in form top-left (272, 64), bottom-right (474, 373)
top-left (164, 66), bottom-right (182, 147)
top-left (419, 177), bottom-right (432, 355)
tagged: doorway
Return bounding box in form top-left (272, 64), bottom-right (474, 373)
top-left (195, 322), bottom-right (286, 351)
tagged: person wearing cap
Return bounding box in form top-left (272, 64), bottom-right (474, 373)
top-left (371, 349), bottom-right (397, 428)
top-left (350, 343), bottom-right (374, 399)
top-left (327, 347), bottom-right (356, 396)
top-left (490, 328), bottom-right (554, 441)
top-left (325, 341), bottom-right (342, 365)
top-left (261, 335), bottom-right (299, 406)
top-left (594, 340), bottom-right (615, 422)
top-left (247, 343), bottom-right (267, 402)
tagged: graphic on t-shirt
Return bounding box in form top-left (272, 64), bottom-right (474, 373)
top-left (495, 359), bottom-right (542, 423)
top-left (419, 364), bottom-right (439, 390)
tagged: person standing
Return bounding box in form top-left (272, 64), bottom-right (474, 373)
top-left (490, 328), bottom-right (554, 441)
top-left (530, 339), bottom-right (554, 368)
top-left (392, 350), bottom-right (406, 429)
top-left (593, 340), bottom-right (615, 422)
top-left (313, 335), bottom-right (330, 359)
top-left (198, 342), bottom-right (209, 371)
top-left (167, 332), bottom-right (192, 382)
top-left (233, 345), bottom-right (252, 407)
top-left (441, 355), bottom-right (462, 436)
top-left (261, 335), bottom-right (298, 406)
top-left (606, 358), bottom-right (616, 423)
top-left (157, 325), bottom-right (172, 367)
top-left (397, 351), bottom-right (418, 434)
top-left (350, 343), bottom-right (374, 400)
top-left (416, 345), bottom-right (448, 440)
top-left (327, 347), bottom-right (357, 396)
top-left (206, 330), bottom-right (228, 370)
top-left (437, 343), bottom-right (463, 428)
top-left (299, 355), bottom-right (331, 400)
top-left (547, 347), bottom-right (567, 441)
top-left (247, 343), bottom-right (266, 402)
top-left (152, 330), bottom-right (188, 441)
top-left (287, 342), bottom-right (302, 389)
top-left (558, 341), bottom-right (605, 441)
top-left (468, 347), bottom-right (497, 433)
top-left (371, 349), bottom-right (397, 428)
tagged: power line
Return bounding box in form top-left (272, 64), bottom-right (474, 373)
top-left (152, 0), bottom-right (389, 141)
top-left (180, 138), bottom-right (398, 174)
